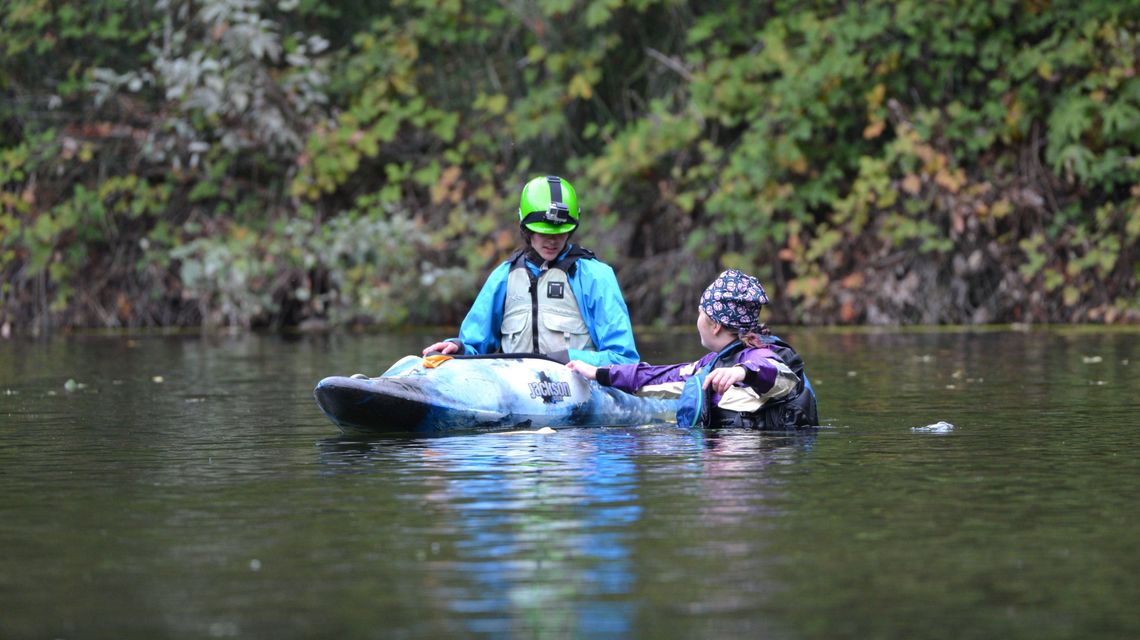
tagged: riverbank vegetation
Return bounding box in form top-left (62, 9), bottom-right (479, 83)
top-left (2, 0), bottom-right (1138, 334)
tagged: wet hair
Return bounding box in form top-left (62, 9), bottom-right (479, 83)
top-left (735, 324), bottom-right (772, 348)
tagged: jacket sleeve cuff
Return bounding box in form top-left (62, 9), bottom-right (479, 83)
top-left (546, 349), bottom-right (570, 364)
top-left (595, 367), bottom-right (612, 386)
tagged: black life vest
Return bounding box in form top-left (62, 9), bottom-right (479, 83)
top-left (707, 335), bottom-right (819, 430)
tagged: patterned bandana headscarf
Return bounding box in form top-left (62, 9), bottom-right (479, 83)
top-left (699, 269), bottom-right (769, 332)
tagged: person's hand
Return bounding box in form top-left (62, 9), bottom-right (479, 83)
top-left (566, 360), bottom-right (597, 380)
top-left (703, 365), bottom-right (745, 394)
top-left (422, 341), bottom-right (459, 356)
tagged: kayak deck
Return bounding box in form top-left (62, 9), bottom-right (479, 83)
top-left (314, 354), bottom-right (678, 435)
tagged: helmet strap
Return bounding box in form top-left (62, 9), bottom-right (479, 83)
top-left (519, 207), bottom-right (577, 229)
top-left (546, 175), bottom-right (562, 203)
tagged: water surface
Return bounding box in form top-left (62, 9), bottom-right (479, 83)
top-left (1, 328), bottom-right (1136, 638)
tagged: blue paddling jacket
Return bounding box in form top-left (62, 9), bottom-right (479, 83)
top-left (448, 244), bottom-right (640, 367)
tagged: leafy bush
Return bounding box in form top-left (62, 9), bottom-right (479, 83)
top-left (1, 0), bottom-right (1137, 333)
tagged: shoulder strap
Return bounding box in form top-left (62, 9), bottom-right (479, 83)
top-left (507, 248), bottom-right (529, 270)
top-left (708, 339), bottom-right (745, 372)
top-left (761, 335), bottom-right (805, 380)
top-left (509, 244), bottom-right (596, 276)
top-left (550, 244), bottom-right (595, 276)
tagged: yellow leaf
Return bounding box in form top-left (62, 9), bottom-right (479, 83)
top-left (1063, 285), bottom-right (1080, 306)
top-left (1004, 98), bottom-right (1023, 130)
top-left (568, 73), bottom-right (593, 100)
top-left (991, 199), bottom-right (1012, 218)
top-left (431, 166), bottom-right (463, 205)
top-left (865, 83), bottom-right (886, 109)
top-left (901, 174), bottom-right (922, 195)
top-left (934, 169), bottom-right (964, 193)
top-left (485, 93), bottom-right (508, 115)
top-left (863, 119), bottom-right (886, 140)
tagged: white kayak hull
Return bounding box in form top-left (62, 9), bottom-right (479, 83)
top-left (314, 354), bottom-right (678, 435)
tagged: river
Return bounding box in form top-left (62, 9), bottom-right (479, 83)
top-left (1, 327), bottom-right (1137, 639)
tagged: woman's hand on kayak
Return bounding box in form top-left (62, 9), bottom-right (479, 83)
top-left (422, 341), bottom-right (459, 356)
top-left (703, 365), bottom-right (745, 394)
top-left (566, 360), bottom-right (597, 380)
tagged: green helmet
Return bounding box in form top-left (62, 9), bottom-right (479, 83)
top-left (518, 175), bottom-right (580, 234)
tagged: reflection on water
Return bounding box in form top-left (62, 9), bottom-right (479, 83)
top-left (314, 429), bottom-right (818, 637)
top-left (1, 329), bottom-right (1137, 639)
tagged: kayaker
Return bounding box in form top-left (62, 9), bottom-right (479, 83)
top-left (567, 269), bottom-right (819, 429)
top-left (422, 175), bottom-right (639, 366)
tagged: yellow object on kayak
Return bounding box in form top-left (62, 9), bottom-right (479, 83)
top-left (422, 355), bottom-right (454, 368)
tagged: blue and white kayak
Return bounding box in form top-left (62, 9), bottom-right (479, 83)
top-left (313, 354), bottom-right (679, 435)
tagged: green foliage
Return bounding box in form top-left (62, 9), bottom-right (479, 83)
top-left (170, 198), bottom-right (480, 328)
top-left (654, 0), bottom-right (1140, 324)
top-left (2, 0), bottom-right (1138, 331)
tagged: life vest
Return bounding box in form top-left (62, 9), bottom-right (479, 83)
top-left (500, 246), bottom-right (598, 355)
top-left (685, 336), bottom-right (819, 430)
